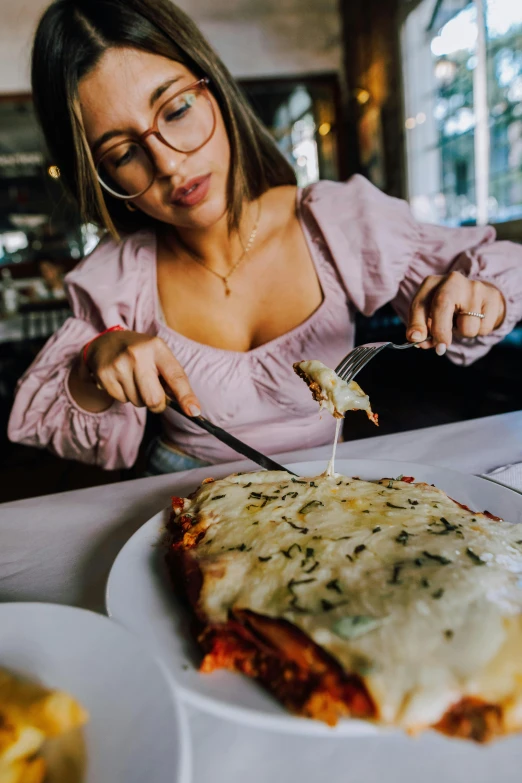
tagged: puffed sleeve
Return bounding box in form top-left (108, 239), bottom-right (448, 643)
top-left (304, 175), bottom-right (522, 365)
top-left (8, 231), bottom-right (156, 469)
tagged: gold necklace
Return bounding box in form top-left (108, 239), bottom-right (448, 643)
top-left (173, 202), bottom-right (261, 296)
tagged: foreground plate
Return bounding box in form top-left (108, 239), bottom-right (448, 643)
top-left (106, 459), bottom-right (522, 736)
top-left (0, 603), bottom-right (191, 783)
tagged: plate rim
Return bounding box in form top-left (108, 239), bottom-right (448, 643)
top-left (105, 457), bottom-right (522, 735)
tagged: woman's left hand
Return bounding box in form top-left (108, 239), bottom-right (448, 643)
top-left (406, 271), bottom-right (506, 355)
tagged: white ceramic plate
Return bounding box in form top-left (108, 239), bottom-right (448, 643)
top-left (106, 459), bottom-right (522, 736)
top-left (0, 603), bottom-right (191, 783)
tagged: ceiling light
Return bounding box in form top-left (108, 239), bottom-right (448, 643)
top-left (355, 89), bottom-right (371, 105)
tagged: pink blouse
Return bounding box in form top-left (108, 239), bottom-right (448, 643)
top-left (8, 176), bottom-right (522, 469)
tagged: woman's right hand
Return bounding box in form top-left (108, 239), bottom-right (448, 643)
top-left (80, 330), bottom-right (201, 415)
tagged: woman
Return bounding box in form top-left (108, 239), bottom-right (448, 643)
top-left (8, 0), bottom-right (522, 474)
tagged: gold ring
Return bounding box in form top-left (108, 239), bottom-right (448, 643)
top-left (460, 311), bottom-right (485, 319)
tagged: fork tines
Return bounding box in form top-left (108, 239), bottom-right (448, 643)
top-left (335, 346), bottom-right (379, 383)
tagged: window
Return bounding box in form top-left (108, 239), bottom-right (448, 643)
top-left (239, 76), bottom-right (341, 186)
top-left (402, 0), bottom-right (522, 226)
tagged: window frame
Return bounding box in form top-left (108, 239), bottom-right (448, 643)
top-left (401, 0), bottom-right (522, 232)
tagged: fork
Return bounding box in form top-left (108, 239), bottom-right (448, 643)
top-left (335, 340), bottom-right (424, 383)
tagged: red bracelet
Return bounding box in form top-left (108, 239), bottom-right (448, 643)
top-left (82, 325), bottom-right (126, 366)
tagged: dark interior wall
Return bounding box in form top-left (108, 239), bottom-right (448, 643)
top-left (339, 0), bottom-right (414, 198)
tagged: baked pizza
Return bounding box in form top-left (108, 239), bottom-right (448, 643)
top-left (293, 361), bottom-right (378, 424)
top-left (165, 470), bottom-right (522, 742)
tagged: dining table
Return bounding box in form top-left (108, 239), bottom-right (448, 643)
top-left (1, 409), bottom-right (522, 783)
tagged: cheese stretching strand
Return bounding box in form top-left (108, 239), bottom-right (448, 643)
top-left (293, 360), bottom-right (378, 423)
top-left (167, 471), bottom-right (522, 741)
top-left (326, 419), bottom-right (342, 477)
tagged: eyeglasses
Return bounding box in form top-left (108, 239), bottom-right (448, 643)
top-left (95, 78), bottom-right (216, 200)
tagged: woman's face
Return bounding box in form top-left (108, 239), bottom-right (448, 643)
top-left (79, 48), bottom-right (231, 230)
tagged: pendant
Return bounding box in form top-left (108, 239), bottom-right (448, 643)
top-left (224, 279), bottom-right (231, 296)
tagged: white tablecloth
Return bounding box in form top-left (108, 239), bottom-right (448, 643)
top-left (1, 411), bottom-right (522, 782)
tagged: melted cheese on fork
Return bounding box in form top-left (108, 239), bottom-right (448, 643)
top-left (176, 471), bottom-right (522, 732)
top-left (293, 360), bottom-right (376, 421)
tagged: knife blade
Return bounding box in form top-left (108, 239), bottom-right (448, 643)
top-left (166, 397), bottom-right (297, 475)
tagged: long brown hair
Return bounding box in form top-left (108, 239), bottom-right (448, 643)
top-left (32, 0), bottom-right (296, 238)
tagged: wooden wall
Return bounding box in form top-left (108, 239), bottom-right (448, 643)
top-left (340, 0), bottom-right (410, 199)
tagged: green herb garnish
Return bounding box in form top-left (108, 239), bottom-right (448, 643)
top-left (299, 500), bottom-right (325, 514)
top-left (321, 599), bottom-right (335, 612)
top-left (288, 577), bottom-right (317, 593)
top-left (422, 551), bottom-right (452, 565)
top-left (395, 530), bottom-right (410, 546)
top-left (466, 548), bottom-right (485, 566)
top-left (288, 595), bottom-right (308, 613)
top-left (280, 543), bottom-right (302, 559)
top-left (429, 517), bottom-right (458, 536)
top-left (281, 517), bottom-right (309, 534)
top-left (326, 579), bottom-right (343, 594)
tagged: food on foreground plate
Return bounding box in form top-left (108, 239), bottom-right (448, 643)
top-left (0, 668), bottom-right (88, 783)
top-left (293, 360), bottom-right (378, 424)
top-left (165, 470), bottom-right (522, 743)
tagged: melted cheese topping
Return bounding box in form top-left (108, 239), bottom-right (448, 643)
top-left (294, 360), bottom-right (375, 419)
top-left (176, 471), bottom-right (522, 732)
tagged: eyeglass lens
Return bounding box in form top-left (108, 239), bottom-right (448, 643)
top-left (97, 86), bottom-right (214, 198)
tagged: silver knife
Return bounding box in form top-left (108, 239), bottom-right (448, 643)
top-left (167, 397), bottom-right (296, 475)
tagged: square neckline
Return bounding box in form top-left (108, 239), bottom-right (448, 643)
top-left (151, 186), bottom-right (332, 357)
